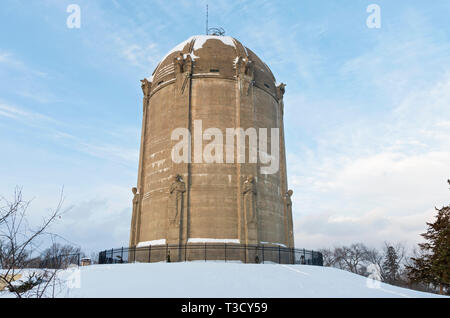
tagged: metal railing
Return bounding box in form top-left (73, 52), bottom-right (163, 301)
top-left (40, 253), bottom-right (82, 269)
top-left (98, 244), bottom-right (323, 266)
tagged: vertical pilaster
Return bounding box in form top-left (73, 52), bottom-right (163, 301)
top-left (277, 83), bottom-right (293, 248)
top-left (236, 57), bottom-right (258, 247)
top-left (130, 79), bottom-right (152, 247)
top-left (170, 53), bottom-right (193, 249)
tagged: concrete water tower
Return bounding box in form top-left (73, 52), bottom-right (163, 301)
top-left (129, 35), bottom-right (294, 262)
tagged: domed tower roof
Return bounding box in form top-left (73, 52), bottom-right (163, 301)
top-left (150, 35), bottom-right (278, 98)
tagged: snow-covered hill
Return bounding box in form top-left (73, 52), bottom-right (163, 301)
top-left (2, 262), bottom-right (442, 298)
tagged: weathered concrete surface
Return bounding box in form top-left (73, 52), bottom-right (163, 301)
top-left (129, 35), bottom-right (294, 259)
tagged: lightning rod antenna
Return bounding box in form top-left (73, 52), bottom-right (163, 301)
top-left (206, 4), bottom-right (209, 35)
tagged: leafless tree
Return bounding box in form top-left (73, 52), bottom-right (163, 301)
top-left (39, 243), bottom-right (83, 269)
top-left (319, 241), bottom-right (444, 295)
top-left (333, 243), bottom-right (368, 275)
top-left (0, 187), bottom-right (70, 298)
top-left (320, 241), bottom-right (410, 285)
top-left (318, 248), bottom-right (335, 267)
top-left (89, 251), bottom-right (99, 264)
top-left (362, 245), bottom-right (385, 279)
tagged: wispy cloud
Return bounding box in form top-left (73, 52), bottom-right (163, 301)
top-left (0, 50), bottom-right (63, 105)
top-left (0, 101), bottom-right (138, 165)
top-left (0, 50), bottom-right (48, 78)
top-left (112, 36), bottom-right (162, 71)
top-left (0, 102), bottom-right (55, 123)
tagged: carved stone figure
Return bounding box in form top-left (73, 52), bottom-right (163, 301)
top-left (285, 189), bottom-right (293, 209)
top-left (243, 59), bottom-right (254, 77)
top-left (174, 53), bottom-right (185, 73)
top-left (276, 83), bottom-right (286, 100)
top-left (174, 53), bottom-right (193, 94)
top-left (130, 187), bottom-right (140, 246)
top-left (242, 176), bottom-right (257, 224)
top-left (285, 189), bottom-right (294, 246)
top-left (140, 78), bottom-right (151, 98)
top-left (184, 54), bottom-right (193, 73)
top-left (132, 187), bottom-right (140, 208)
top-left (235, 57), bottom-right (243, 76)
top-left (174, 53), bottom-right (193, 75)
top-left (236, 57), bottom-right (254, 78)
top-left (169, 174), bottom-right (186, 225)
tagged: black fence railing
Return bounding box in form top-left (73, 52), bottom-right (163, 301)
top-left (98, 244), bottom-right (323, 266)
top-left (40, 253), bottom-right (82, 269)
top-left (18, 253), bottom-right (85, 269)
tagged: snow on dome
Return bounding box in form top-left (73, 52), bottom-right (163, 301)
top-left (151, 35), bottom-right (277, 88)
top-left (159, 37), bottom-right (192, 63)
top-left (192, 35), bottom-right (236, 51)
top-left (160, 35), bottom-right (236, 63)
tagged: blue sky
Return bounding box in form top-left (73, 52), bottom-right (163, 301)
top-left (0, 0), bottom-right (449, 254)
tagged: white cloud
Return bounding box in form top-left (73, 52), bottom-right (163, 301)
top-left (294, 207), bottom-right (437, 250)
top-left (25, 184), bottom-right (134, 254)
top-left (289, 43), bottom-right (450, 250)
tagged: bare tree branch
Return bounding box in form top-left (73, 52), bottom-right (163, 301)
top-left (0, 186), bottom-right (75, 298)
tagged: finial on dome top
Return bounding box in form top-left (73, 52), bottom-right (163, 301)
top-left (206, 3), bottom-right (225, 36)
top-left (208, 27), bottom-right (226, 36)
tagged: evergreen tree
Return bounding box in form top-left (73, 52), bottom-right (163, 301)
top-left (383, 246), bottom-right (399, 284)
top-left (407, 180), bottom-right (450, 295)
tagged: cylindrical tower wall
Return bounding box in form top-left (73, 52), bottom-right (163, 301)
top-left (130, 35), bottom-right (293, 256)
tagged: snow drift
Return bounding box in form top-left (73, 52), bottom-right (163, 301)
top-left (2, 262), bottom-right (444, 298)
